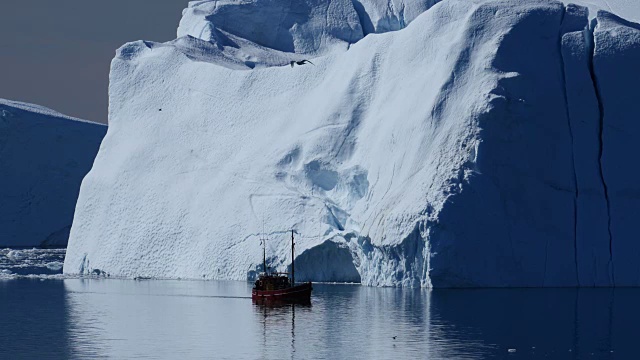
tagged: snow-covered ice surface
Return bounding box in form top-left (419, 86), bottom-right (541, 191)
top-left (178, 0), bottom-right (363, 54)
top-left (179, 0), bottom-right (640, 40)
top-left (566, 0), bottom-right (640, 21)
top-left (65, 0), bottom-right (640, 287)
top-left (0, 99), bottom-right (106, 247)
top-left (174, 0), bottom-right (639, 69)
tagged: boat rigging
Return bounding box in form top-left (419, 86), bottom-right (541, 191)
top-left (252, 230), bottom-right (312, 304)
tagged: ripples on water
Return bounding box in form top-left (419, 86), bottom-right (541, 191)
top-left (1, 250), bottom-right (638, 359)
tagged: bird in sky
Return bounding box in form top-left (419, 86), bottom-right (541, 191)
top-left (290, 60), bottom-right (315, 67)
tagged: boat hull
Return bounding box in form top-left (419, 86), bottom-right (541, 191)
top-left (252, 282), bottom-right (312, 304)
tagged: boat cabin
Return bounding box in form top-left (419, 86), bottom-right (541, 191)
top-left (254, 273), bottom-right (291, 291)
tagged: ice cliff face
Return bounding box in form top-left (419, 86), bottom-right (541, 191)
top-left (65, 0), bottom-right (640, 287)
top-left (0, 99), bottom-right (106, 247)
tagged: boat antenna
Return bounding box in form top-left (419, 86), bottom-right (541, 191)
top-left (291, 229), bottom-right (295, 285)
top-left (262, 219), bottom-right (267, 275)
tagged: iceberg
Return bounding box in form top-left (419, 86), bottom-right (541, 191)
top-left (65, 0), bottom-right (640, 287)
top-left (0, 99), bottom-right (106, 247)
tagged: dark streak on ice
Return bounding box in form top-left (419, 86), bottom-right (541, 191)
top-left (587, 18), bottom-right (615, 286)
top-left (558, 6), bottom-right (581, 286)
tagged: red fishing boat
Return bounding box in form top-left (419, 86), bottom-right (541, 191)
top-left (252, 230), bottom-right (312, 304)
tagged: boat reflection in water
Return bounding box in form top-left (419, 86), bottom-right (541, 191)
top-left (4, 279), bottom-right (638, 358)
top-left (252, 230), bottom-right (312, 305)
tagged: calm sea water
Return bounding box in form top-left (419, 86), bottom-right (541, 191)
top-left (1, 250), bottom-right (639, 359)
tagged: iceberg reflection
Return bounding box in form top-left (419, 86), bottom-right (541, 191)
top-left (36, 280), bottom-right (637, 359)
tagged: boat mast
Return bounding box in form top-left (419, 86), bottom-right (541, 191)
top-left (291, 230), bottom-right (295, 285)
top-left (262, 220), bottom-right (267, 275)
top-left (263, 237), bottom-right (267, 275)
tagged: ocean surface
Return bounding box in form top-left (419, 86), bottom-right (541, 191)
top-left (1, 249), bottom-right (638, 359)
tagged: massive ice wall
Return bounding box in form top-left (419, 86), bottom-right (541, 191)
top-left (594, 11), bottom-right (640, 286)
top-left (65, 0), bottom-right (640, 287)
top-left (0, 99), bottom-right (106, 247)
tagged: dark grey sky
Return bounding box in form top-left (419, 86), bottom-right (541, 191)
top-left (0, 1), bottom-right (188, 124)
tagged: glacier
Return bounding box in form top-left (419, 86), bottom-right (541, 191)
top-left (0, 99), bottom-right (106, 247)
top-left (65, 0), bottom-right (640, 287)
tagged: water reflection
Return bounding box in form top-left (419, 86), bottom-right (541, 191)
top-left (0, 280), bottom-right (70, 358)
top-left (63, 279), bottom-right (258, 359)
top-left (429, 288), bottom-right (626, 358)
top-left (1, 279), bottom-right (638, 359)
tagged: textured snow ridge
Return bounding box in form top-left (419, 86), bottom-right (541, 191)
top-left (0, 99), bottom-right (106, 247)
top-left (168, 0), bottom-right (639, 69)
top-left (352, 0), bottom-right (440, 34)
top-left (178, 0), bottom-right (640, 45)
top-left (175, 0), bottom-right (446, 68)
top-left (65, 0), bottom-right (640, 287)
top-left (178, 0), bottom-right (363, 54)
